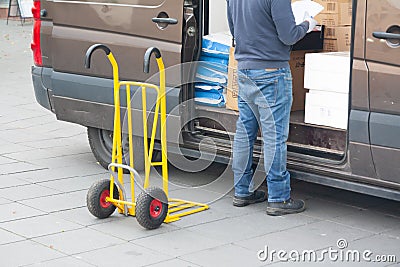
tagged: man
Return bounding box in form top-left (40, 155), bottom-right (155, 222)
top-left (227, 0), bottom-right (317, 215)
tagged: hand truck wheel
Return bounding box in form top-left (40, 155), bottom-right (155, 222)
top-left (87, 179), bottom-right (119, 219)
top-left (136, 187), bottom-right (168, 230)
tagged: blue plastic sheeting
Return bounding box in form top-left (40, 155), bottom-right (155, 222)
top-left (202, 33), bottom-right (231, 60)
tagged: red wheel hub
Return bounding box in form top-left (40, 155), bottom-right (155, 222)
top-left (149, 199), bottom-right (163, 218)
top-left (99, 190), bottom-right (111, 209)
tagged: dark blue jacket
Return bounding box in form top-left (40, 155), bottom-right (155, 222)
top-left (227, 0), bottom-right (309, 70)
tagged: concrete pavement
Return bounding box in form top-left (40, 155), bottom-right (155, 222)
top-left (0, 20), bottom-right (399, 267)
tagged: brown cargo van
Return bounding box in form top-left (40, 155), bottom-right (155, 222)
top-left (31, 0), bottom-right (400, 201)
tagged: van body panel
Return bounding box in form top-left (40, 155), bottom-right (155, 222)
top-left (353, 0), bottom-right (366, 59)
top-left (348, 142), bottom-right (376, 178)
top-left (351, 60), bottom-right (369, 111)
top-left (365, 0), bottom-right (400, 184)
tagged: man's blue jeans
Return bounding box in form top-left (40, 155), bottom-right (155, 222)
top-left (232, 68), bottom-right (293, 203)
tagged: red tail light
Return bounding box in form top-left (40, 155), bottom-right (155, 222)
top-left (31, 0), bottom-right (42, 66)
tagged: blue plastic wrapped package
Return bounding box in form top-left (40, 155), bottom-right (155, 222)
top-left (195, 83), bottom-right (223, 92)
top-left (196, 65), bottom-right (227, 85)
top-left (202, 32), bottom-right (232, 60)
top-left (199, 56), bottom-right (228, 73)
top-left (195, 89), bottom-right (226, 108)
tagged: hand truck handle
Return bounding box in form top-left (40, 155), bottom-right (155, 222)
top-left (84, 44), bottom-right (112, 69)
top-left (143, 47), bottom-right (162, 73)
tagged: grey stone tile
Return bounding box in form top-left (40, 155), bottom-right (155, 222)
top-left (0, 173), bottom-right (31, 188)
top-left (0, 197), bottom-right (12, 205)
top-left (0, 162), bottom-right (43, 175)
top-left (382, 228), bottom-right (400, 239)
top-left (341, 234), bottom-right (400, 266)
top-left (132, 229), bottom-right (227, 257)
top-left (0, 202), bottom-right (46, 223)
top-left (89, 216), bottom-right (179, 241)
top-left (38, 174), bottom-right (105, 193)
top-left (330, 209), bottom-right (400, 234)
top-left (28, 153), bottom-right (97, 169)
top-left (52, 207), bottom-right (123, 227)
top-left (369, 199), bottom-right (400, 219)
top-left (23, 256), bottom-right (95, 267)
top-left (0, 183), bottom-right (63, 201)
top-left (5, 146), bottom-right (89, 162)
top-left (0, 240), bottom-right (65, 266)
top-left (0, 228), bottom-right (25, 245)
top-left (1, 214), bottom-right (83, 238)
top-left (0, 142), bottom-right (37, 155)
top-left (210, 196), bottom-right (267, 218)
top-left (76, 242), bottom-right (173, 266)
top-left (0, 155), bottom-right (17, 165)
top-left (234, 220), bottom-right (373, 254)
top-left (186, 212), bottom-right (318, 244)
top-left (19, 190), bottom-right (87, 213)
top-left (145, 259), bottom-right (202, 267)
top-left (180, 244), bottom-right (265, 267)
top-left (33, 228), bottom-right (125, 255)
top-left (301, 197), bottom-right (365, 220)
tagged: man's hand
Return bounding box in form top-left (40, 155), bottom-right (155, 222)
top-left (303, 12), bottom-right (318, 33)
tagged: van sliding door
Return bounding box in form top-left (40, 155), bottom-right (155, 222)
top-left (366, 0), bottom-right (400, 185)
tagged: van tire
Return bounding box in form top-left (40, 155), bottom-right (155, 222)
top-left (87, 127), bottom-right (145, 172)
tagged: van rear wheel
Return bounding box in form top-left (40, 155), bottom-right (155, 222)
top-left (87, 127), bottom-right (145, 172)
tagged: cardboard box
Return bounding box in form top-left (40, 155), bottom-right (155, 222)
top-left (314, 2), bottom-right (352, 26)
top-left (304, 52), bottom-right (350, 93)
top-left (305, 91), bottom-right (349, 129)
top-left (226, 48), bottom-right (309, 112)
top-left (324, 25), bottom-right (350, 39)
top-left (312, 0), bottom-right (351, 13)
top-left (289, 50), bottom-right (308, 111)
top-left (339, 2), bottom-right (352, 25)
top-left (323, 26), bottom-right (351, 51)
top-left (226, 47), bottom-right (239, 111)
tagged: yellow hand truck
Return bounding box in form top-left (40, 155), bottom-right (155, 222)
top-left (84, 44), bottom-right (208, 229)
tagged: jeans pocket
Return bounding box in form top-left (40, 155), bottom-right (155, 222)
top-left (254, 78), bottom-right (278, 107)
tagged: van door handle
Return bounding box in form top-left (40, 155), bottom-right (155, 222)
top-left (373, 32), bottom-right (400, 40)
top-left (152, 17), bottom-right (178, 25)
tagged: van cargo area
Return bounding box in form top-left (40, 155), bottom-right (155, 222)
top-left (194, 0), bottom-right (353, 161)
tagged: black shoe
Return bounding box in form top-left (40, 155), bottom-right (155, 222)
top-left (233, 190), bottom-right (267, 207)
top-left (266, 198), bottom-right (305, 216)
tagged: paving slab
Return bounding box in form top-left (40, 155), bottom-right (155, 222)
top-left (76, 242), bottom-right (174, 266)
top-left (0, 202), bottom-right (46, 223)
top-left (0, 155), bottom-right (18, 165)
top-left (132, 229), bottom-right (227, 257)
top-left (0, 183), bottom-right (63, 201)
top-left (52, 207), bottom-right (123, 226)
top-left (0, 227), bottom-right (26, 245)
top-left (38, 174), bottom-right (105, 193)
top-left (145, 259), bottom-right (202, 267)
top-left (33, 228), bottom-right (125, 255)
top-left (180, 244), bottom-right (265, 267)
top-left (0, 161), bottom-right (43, 175)
top-left (235, 219), bottom-right (373, 257)
top-left (0, 240), bottom-right (65, 266)
top-left (186, 212), bottom-right (318, 244)
top-left (19, 190), bottom-right (87, 213)
top-left (23, 256), bottom-right (95, 267)
top-left (1, 214), bottom-right (83, 239)
top-left (0, 173), bottom-right (32, 188)
top-left (89, 215), bottom-right (179, 241)
top-left (330, 209), bottom-right (400, 234)
top-left (0, 197), bottom-right (12, 205)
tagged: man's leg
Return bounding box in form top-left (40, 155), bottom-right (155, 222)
top-left (232, 70), bottom-right (266, 207)
top-left (255, 68), bottom-right (305, 215)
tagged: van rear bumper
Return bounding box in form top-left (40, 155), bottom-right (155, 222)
top-left (31, 66), bottom-right (53, 112)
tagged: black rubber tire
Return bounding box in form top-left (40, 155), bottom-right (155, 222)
top-left (87, 179), bottom-right (119, 219)
top-left (136, 187), bottom-right (168, 230)
top-left (87, 127), bottom-right (145, 172)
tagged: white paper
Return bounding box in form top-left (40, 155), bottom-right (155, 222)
top-left (292, 0), bottom-right (324, 25)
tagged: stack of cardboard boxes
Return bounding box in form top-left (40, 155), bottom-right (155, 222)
top-left (314, 0), bottom-right (352, 52)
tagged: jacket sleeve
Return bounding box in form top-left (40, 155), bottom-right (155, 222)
top-left (226, 0), bottom-right (234, 37)
top-left (270, 0), bottom-right (308, 45)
